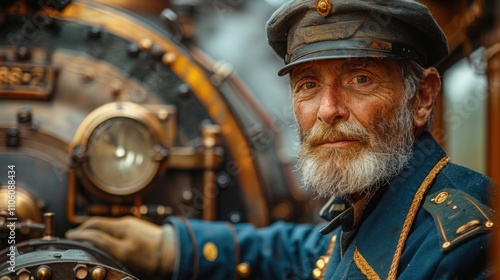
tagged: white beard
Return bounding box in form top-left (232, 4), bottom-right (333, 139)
top-left (296, 100), bottom-right (415, 198)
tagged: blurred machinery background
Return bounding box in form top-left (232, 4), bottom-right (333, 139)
top-left (0, 0), bottom-right (499, 279)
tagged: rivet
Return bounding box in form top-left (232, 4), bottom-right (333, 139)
top-left (15, 45), bottom-right (31, 61)
top-left (127, 43), bottom-right (140, 57)
top-left (88, 26), bottom-right (102, 39)
top-left (139, 205), bottom-right (148, 215)
top-left (162, 52), bottom-right (177, 65)
top-left (139, 38), bottom-right (153, 52)
top-left (17, 108), bottom-right (32, 124)
top-left (486, 221), bottom-right (494, 228)
top-left (6, 127), bottom-right (20, 147)
top-left (36, 265), bottom-right (52, 280)
top-left (452, 205), bottom-right (458, 210)
top-left (16, 269), bottom-right (31, 280)
top-left (91, 266), bottom-right (107, 280)
top-left (150, 44), bottom-right (165, 59)
top-left (157, 109), bottom-right (169, 121)
top-left (442, 241), bottom-right (451, 249)
top-left (74, 264), bottom-right (88, 280)
top-left (217, 172), bottom-right (230, 188)
top-left (229, 212), bottom-right (242, 223)
top-left (176, 83), bottom-right (190, 99)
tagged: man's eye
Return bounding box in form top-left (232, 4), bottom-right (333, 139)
top-left (300, 82), bottom-right (316, 90)
top-left (350, 75), bottom-right (369, 84)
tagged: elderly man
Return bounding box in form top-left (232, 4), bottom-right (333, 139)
top-left (66, 0), bottom-right (497, 279)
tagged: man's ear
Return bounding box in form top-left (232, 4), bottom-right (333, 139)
top-left (413, 67), bottom-right (441, 128)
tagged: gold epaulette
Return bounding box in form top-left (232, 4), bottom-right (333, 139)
top-left (423, 188), bottom-right (495, 252)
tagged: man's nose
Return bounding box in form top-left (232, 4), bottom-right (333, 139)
top-left (317, 89), bottom-right (349, 124)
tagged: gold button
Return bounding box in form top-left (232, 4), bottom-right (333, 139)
top-left (433, 192), bottom-right (449, 204)
top-left (316, 258), bottom-right (326, 270)
top-left (312, 268), bottom-right (322, 279)
top-left (236, 262), bottom-right (251, 278)
top-left (202, 242), bottom-right (218, 262)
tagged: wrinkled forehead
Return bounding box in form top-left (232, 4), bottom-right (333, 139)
top-left (289, 58), bottom-right (401, 79)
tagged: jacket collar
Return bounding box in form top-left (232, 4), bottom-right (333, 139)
top-left (349, 131), bottom-right (447, 278)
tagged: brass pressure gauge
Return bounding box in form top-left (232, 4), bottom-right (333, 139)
top-left (71, 102), bottom-right (176, 200)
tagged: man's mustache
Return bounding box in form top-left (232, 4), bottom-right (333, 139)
top-left (302, 122), bottom-right (370, 147)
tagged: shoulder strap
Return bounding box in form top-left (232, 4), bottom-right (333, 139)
top-left (423, 188), bottom-right (495, 252)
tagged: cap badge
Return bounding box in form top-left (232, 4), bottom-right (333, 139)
top-left (316, 0), bottom-right (331, 17)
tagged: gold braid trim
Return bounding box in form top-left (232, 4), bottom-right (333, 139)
top-left (354, 247), bottom-right (381, 280)
top-left (387, 156), bottom-right (450, 280)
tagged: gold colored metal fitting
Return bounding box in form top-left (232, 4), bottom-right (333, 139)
top-left (433, 192), bottom-right (449, 204)
top-left (74, 264), bottom-right (89, 280)
top-left (316, 0), bottom-right (331, 17)
top-left (486, 221), bottom-right (494, 228)
top-left (139, 38), bottom-right (153, 52)
top-left (442, 241), bottom-right (451, 249)
top-left (202, 242), bottom-right (218, 262)
top-left (36, 266), bottom-right (52, 280)
top-left (316, 257), bottom-right (326, 270)
top-left (91, 266), bottom-right (107, 280)
top-left (236, 262), bottom-right (251, 278)
top-left (162, 52), bottom-right (177, 65)
top-left (312, 267), bottom-right (322, 279)
top-left (17, 269), bottom-right (31, 280)
top-left (456, 220), bottom-right (480, 235)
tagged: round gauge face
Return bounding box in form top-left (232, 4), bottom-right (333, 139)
top-left (86, 117), bottom-right (156, 195)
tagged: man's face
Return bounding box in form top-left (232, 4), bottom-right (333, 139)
top-left (290, 58), bottom-right (416, 198)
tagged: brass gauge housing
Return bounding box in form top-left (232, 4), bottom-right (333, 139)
top-left (71, 102), bottom-right (175, 201)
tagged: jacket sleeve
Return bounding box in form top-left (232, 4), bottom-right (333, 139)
top-left (430, 233), bottom-right (492, 280)
top-left (166, 216), bottom-right (329, 279)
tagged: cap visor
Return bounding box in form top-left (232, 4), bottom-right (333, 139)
top-left (278, 49), bottom-right (405, 76)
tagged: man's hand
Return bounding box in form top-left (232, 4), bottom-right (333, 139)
top-left (65, 216), bottom-right (176, 277)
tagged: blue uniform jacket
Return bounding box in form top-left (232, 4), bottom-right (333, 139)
top-left (166, 132), bottom-right (497, 279)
